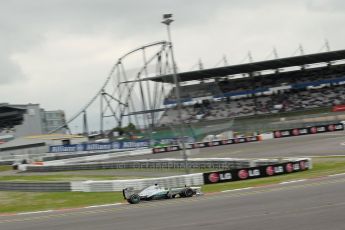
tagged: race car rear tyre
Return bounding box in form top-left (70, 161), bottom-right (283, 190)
top-left (128, 194), bottom-right (141, 204)
top-left (166, 192), bottom-right (177, 199)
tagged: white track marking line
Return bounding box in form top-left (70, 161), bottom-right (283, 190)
top-left (85, 203), bottom-right (122, 209)
top-left (13, 203), bottom-right (123, 216)
top-left (221, 187), bottom-right (253, 193)
top-left (320, 133), bottom-right (344, 136)
top-left (280, 179), bottom-right (306, 185)
top-left (305, 155), bottom-right (345, 157)
top-left (329, 172), bottom-right (345, 177)
top-left (17, 210), bottom-right (54, 216)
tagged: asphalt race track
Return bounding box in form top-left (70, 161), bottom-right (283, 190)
top-left (1, 174), bottom-right (344, 230)
top-left (113, 132), bottom-right (345, 161)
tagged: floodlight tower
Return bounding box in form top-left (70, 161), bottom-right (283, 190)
top-left (161, 14), bottom-right (189, 173)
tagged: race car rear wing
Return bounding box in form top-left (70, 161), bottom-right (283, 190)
top-left (122, 187), bottom-right (135, 200)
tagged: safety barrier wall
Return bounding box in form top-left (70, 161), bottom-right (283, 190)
top-left (41, 147), bottom-right (151, 162)
top-left (0, 148), bottom-right (150, 168)
top-left (203, 159), bottom-right (311, 184)
top-left (0, 160), bottom-right (14, 166)
top-left (77, 158), bottom-right (311, 192)
top-left (40, 148), bottom-right (151, 166)
top-left (1, 158), bottom-right (311, 192)
top-left (152, 123), bottom-right (345, 154)
top-left (0, 182), bottom-right (71, 192)
top-left (73, 173), bottom-right (205, 192)
top-left (273, 123), bottom-right (344, 138)
top-left (41, 147), bottom-right (143, 162)
top-left (152, 136), bottom-right (259, 154)
top-left (20, 158), bottom-right (254, 172)
top-left (259, 133), bottom-right (274, 140)
top-left (0, 152), bottom-right (49, 163)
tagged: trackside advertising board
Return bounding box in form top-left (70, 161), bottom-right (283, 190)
top-left (49, 140), bottom-right (150, 153)
top-left (203, 159), bottom-right (310, 184)
top-left (273, 123), bottom-right (344, 138)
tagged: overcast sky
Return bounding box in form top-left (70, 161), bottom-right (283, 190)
top-left (1, 0), bottom-right (344, 132)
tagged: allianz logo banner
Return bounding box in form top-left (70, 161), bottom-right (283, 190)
top-left (49, 141), bottom-right (150, 153)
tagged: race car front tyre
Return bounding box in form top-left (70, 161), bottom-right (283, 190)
top-left (128, 194), bottom-right (141, 204)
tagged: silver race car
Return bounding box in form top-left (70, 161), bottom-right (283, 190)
top-left (123, 184), bottom-right (202, 204)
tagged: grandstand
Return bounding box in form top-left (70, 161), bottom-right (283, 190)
top-left (0, 104), bottom-right (26, 130)
top-left (0, 104), bottom-right (70, 163)
top-left (156, 50), bottom-right (345, 132)
top-left (0, 104), bottom-right (67, 142)
top-left (37, 45), bottom-right (345, 142)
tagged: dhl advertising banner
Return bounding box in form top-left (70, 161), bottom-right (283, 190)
top-left (203, 159), bottom-right (310, 184)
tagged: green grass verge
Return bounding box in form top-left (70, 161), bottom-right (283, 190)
top-left (1, 159), bottom-right (345, 213)
top-left (0, 192), bottom-right (123, 213)
top-left (0, 166), bottom-right (11, 172)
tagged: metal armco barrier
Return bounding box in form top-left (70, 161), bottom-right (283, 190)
top-left (21, 158), bottom-right (253, 172)
top-left (0, 182), bottom-right (71, 192)
top-left (73, 173), bottom-right (204, 192)
top-left (39, 149), bottom-right (151, 166)
top-left (273, 123), bottom-right (344, 138)
top-left (42, 151), bottom-right (117, 162)
top-left (153, 136), bottom-right (259, 154)
top-left (0, 160), bottom-right (14, 166)
top-left (203, 159), bottom-right (311, 184)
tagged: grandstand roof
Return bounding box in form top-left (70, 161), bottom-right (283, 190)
top-left (151, 49), bottom-right (345, 83)
top-left (0, 104), bottom-right (26, 129)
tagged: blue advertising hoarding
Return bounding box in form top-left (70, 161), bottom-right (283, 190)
top-left (49, 140), bottom-right (150, 153)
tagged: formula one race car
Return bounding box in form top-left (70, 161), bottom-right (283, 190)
top-left (123, 184), bottom-right (202, 204)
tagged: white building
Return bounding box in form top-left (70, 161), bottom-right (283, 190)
top-left (43, 110), bottom-right (67, 134)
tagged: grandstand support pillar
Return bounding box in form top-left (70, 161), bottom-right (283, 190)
top-left (299, 44), bottom-right (305, 56)
top-left (251, 72), bottom-right (258, 115)
top-left (162, 14), bottom-right (189, 173)
top-left (325, 39), bottom-right (331, 52)
top-left (142, 48), bottom-right (155, 128)
top-left (82, 110), bottom-right (89, 136)
top-left (198, 58), bottom-right (204, 70)
top-left (223, 55), bottom-right (228, 66)
top-left (248, 51), bottom-right (253, 63)
top-left (100, 93), bottom-right (104, 135)
top-left (273, 47), bottom-right (279, 59)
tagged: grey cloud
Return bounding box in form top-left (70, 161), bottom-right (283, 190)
top-left (0, 0), bottom-right (232, 84)
top-left (0, 0), bottom-right (343, 84)
top-left (0, 55), bottom-right (25, 84)
top-left (0, 0), bottom-right (230, 36)
top-left (306, 0), bottom-right (345, 12)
